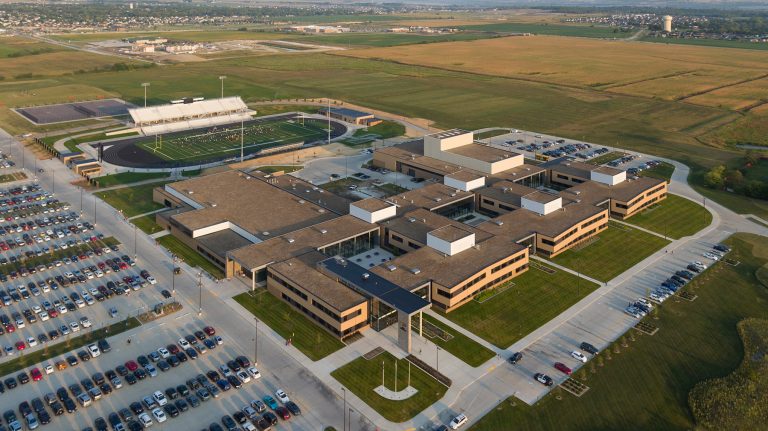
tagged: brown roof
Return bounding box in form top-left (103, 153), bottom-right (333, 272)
top-left (524, 190), bottom-right (561, 204)
top-left (444, 143), bottom-right (522, 163)
top-left (541, 158), bottom-right (597, 179)
top-left (269, 251), bottom-right (366, 311)
top-left (228, 215), bottom-right (378, 270)
top-left (561, 176), bottom-right (666, 205)
top-left (386, 183), bottom-right (474, 212)
top-left (167, 170), bottom-right (337, 239)
top-left (249, 170), bottom-right (351, 215)
top-left (593, 165), bottom-right (624, 176)
top-left (487, 164), bottom-right (547, 184)
top-left (371, 235), bottom-right (527, 289)
top-left (351, 198), bottom-right (394, 213)
top-left (445, 170), bottom-right (484, 182)
top-left (429, 225), bottom-right (474, 243)
top-left (477, 201), bottom-right (607, 240)
top-left (383, 208), bottom-right (493, 246)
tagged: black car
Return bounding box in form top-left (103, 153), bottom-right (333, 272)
top-left (186, 378), bottom-right (201, 391)
top-left (194, 330), bottom-right (206, 341)
top-left (580, 342), bottom-right (599, 355)
top-left (714, 244), bottom-right (730, 253)
top-left (129, 402), bottom-right (144, 415)
top-left (165, 387), bottom-right (179, 400)
top-left (233, 411), bottom-right (248, 424)
top-left (17, 372), bottom-right (30, 385)
top-left (116, 365), bottom-right (129, 376)
top-left (226, 375), bottom-right (242, 389)
top-left (157, 360), bottom-right (170, 372)
top-left (92, 373), bottom-right (105, 386)
top-left (56, 387), bottom-right (69, 402)
top-left (51, 401), bottom-right (64, 416)
top-left (262, 412), bottom-right (278, 426)
top-left (226, 360), bottom-right (241, 373)
top-left (534, 373), bottom-right (554, 387)
top-left (675, 270), bottom-right (693, 280)
top-left (176, 351), bottom-right (188, 363)
top-left (64, 398), bottom-right (77, 413)
top-left (285, 401), bottom-right (301, 416)
top-left (119, 407), bottom-right (133, 422)
top-left (163, 404), bottom-right (180, 418)
top-left (78, 350), bottom-right (91, 363)
top-left (185, 347), bottom-right (198, 360)
top-left (687, 264), bottom-right (702, 273)
top-left (206, 370), bottom-right (220, 382)
top-left (108, 412), bottom-right (122, 429)
top-left (97, 339), bottom-right (111, 353)
top-left (235, 356), bottom-right (251, 368)
top-left (94, 417), bottom-right (108, 431)
top-left (4, 377), bottom-right (17, 389)
top-left (134, 368), bottom-right (147, 380)
top-left (508, 352), bottom-right (523, 365)
top-left (221, 415), bottom-right (237, 431)
top-left (168, 355), bottom-right (181, 367)
top-left (177, 384), bottom-right (190, 397)
top-left (38, 410), bottom-right (51, 425)
top-left (125, 373), bottom-right (137, 385)
top-left (174, 398), bottom-right (189, 412)
top-left (100, 383), bottom-right (113, 395)
top-left (186, 395), bottom-right (200, 408)
top-left (216, 379), bottom-right (231, 391)
top-left (137, 355), bottom-right (149, 367)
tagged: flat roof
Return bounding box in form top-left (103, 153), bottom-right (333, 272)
top-left (320, 256), bottom-right (431, 314)
top-left (445, 143), bottom-right (521, 163)
top-left (477, 181), bottom-right (538, 207)
top-left (429, 225), bottom-right (474, 243)
top-left (351, 198), bottom-right (394, 213)
top-left (593, 165), bottom-right (624, 176)
top-left (321, 107), bottom-right (373, 118)
top-left (488, 164), bottom-right (547, 184)
top-left (196, 229), bottom-right (253, 259)
top-left (562, 176), bottom-right (666, 204)
top-left (541, 157), bottom-right (597, 179)
top-left (478, 201), bottom-right (607, 240)
top-left (270, 251), bottom-right (367, 312)
top-left (524, 190), bottom-right (561, 204)
top-left (386, 183), bottom-right (474, 212)
top-left (428, 129), bottom-right (470, 140)
top-left (167, 170), bottom-right (337, 239)
top-left (372, 234), bottom-right (526, 290)
top-left (249, 170), bottom-right (351, 216)
top-left (228, 215), bottom-right (377, 270)
top-left (383, 208), bottom-right (493, 246)
top-left (445, 170), bottom-right (484, 182)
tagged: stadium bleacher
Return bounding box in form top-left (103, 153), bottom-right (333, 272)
top-left (129, 97), bottom-right (251, 135)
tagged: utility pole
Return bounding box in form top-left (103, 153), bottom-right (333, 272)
top-left (133, 224), bottom-right (137, 262)
top-left (254, 318), bottom-right (259, 364)
top-left (240, 119), bottom-right (244, 162)
top-left (51, 170), bottom-right (55, 195)
top-left (171, 261), bottom-right (176, 295)
top-left (197, 271), bottom-right (203, 316)
top-left (342, 387), bottom-right (347, 431)
top-left (142, 82), bottom-right (150, 107)
top-left (436, 346), bottom-right (441, 372)
top-left (327, 98), bottom-right (331, 145)
top-left (79, 188), bottom-right (83, 216)
top-left (219, 76), bottom-right (226, 98)
top-left (93, 197), bottom-right (97, 227)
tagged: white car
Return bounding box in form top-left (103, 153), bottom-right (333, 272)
top-left (246, 367), bottom-right (261, 380)
top-left (703, 252), bottom-right (720, 261)
top-left (138, 412), bottom-right (153, 428)
top-left (449, 413), bottom-right (468, 430)
top-left (151, 408), bottom-right (167, 423)
top-left (636, 298), bottom-right (654, 309)
top-left (692, 261), bottom-right (707, 270)
top-left (69, 321), bottom-right (80, 332)
top-left (57, 304), bottom-right (67, 314)
top-left (32, 305), bottom-right (42, 314)
top-left (80, 317), bottom-right (92, 328)
top-left (571, 351), bottom-right (587, 363)
top-left (152, 391), bottom-right (168, 406)
top-left (39, 311), bottom-right (49, 321)
top-left (44, 364), bottom-right (55, 375)
top-left (27, 336), bottom-right (38, 347)
top-left (275, 389), bottom-right (289, 404)
top-left (157, 348), bottom-right (170, 359)
top-left (214, 335), bottom-right (223, 345)
top-left (236, 370), bottom-right (251, 384)
top-left (178, 338), bottom-right (190, 349)
top-left (147, 276), bottom-right (157, 285)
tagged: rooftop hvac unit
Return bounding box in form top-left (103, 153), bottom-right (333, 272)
top-left (494, 220), bottom-right (504, 226)
top-left (434, 197), bottom-right (442, 202)
top-left (410, 268), bottom-right (421, 275)
top-left (408, 217), bottom-right (416, 223)
top-left (319, 229), bottom-right (328, 234)
top-left (262, 232), bottom-right (270, 236)
top-left (386, 264), bottom-right (397, 272)
top-left (450, 193), bottom-right (456, 197)
top-left (286, 238), bottom-right (295, 243)
top-left (298, 200), bottom-right (305, 204)
top-left (362, 273), bottom-right (370, 280)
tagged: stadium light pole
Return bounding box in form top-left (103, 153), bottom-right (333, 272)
top-left (219, 76), bottom-right (226, 98)
top-left (240, 119), bottom-right (244, 162)
top-left (141, 83), bottom-right (150, 108)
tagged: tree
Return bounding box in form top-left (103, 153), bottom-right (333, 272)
top-left (725, 169), bottom-right (744, 189)
top-left (704, 165), bottom-right (726, 189)
top-left (744, 150), bottom-right (759, 166)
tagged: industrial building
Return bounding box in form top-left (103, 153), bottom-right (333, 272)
top-left (153, 129), bottom-right (666, 352)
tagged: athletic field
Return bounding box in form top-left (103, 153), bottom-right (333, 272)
top-left (136, 118), bottom-right (329, 162)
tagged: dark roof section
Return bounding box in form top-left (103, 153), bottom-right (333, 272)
top-left (320, 107), bottom-right (373, 118)
top-left (319, 256), bottom-right (430, 315)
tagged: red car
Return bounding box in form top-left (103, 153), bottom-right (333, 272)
top-left (15, 341), bottom-right (25, 351)
top-left (167, 344), bottom-right (180, 355)
top-left (48, 308), bottom-right (58, 318)
top-left (30, 368), bottom-right (43, 382)
top-left (554, 362), bottom-right (572, 375)
top-left (275, 406), bottom-right (291, 420)
top-left (5, 323), bottom-right (15, 333)
top-left (125, 360), bottom-right (139, 372)
top-left (203, 326), bottom-right (216, 336)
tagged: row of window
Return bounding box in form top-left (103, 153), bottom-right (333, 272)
top-left (491, 253), bottom-right (526, 274)
top-left (390, 233), bottom-right (422, 250)
top-left (281, 293), bottom-right (344, 337)
top-left (269, 272), bottom-right (309, 301)
top-left (580, 213), bottom-right (607, 230)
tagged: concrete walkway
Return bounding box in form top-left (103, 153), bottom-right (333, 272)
top-left (127, 207), bottom-right (168, 221)
top-left (611, 217), bottom-right (671, 240)
top-left (530, 255), bottom-right (604, 285)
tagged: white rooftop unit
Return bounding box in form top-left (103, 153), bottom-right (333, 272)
top-left (426, 225), bottom-right (475, 256)
top-left (591, 169), bottom-right (627, 186)
top-left (349, 198), bottom-right (397, 224)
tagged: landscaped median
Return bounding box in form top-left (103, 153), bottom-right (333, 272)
top-left (470, 233), bottom-right (768, 431)
top-left (331, 351), bottom-right (449, 423)
top-left (550, 223), bottom-right (669, 282)
top-left (0, 317), bottom-right (141, 378)
top-left (234, 290), bottom-right (345, 361)
top-left (444, 262), bottom-right (599, 349)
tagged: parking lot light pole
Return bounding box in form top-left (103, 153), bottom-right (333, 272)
top-left (79, 188), bottom-right (83, 216)
top-left (93, 198), bottom-right (97, 226)
top-left (141, 83), bottom-right (150, 107)
top-left (133, 224), bottom-right (137, 262)
top-left (254, 318), bottom-right (258, 364)
top-left (197, 270), bottom-right (203, 317)
top-left (341, 387), bottom-right (346, 431)
top-left (51, 170), bottom-right (55, 195)
top-left (171, 265), bottom-right (176, 295)
top-left (436, 346), bottom-right (441, 372)
top-left (219, 76), bottom-right (226, 98)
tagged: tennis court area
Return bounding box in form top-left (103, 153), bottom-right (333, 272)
top-left (136, 118), bottom-right (330, 162)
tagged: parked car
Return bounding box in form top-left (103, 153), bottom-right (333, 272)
top-left (534, 373), bottom-right (553, 386)
top-left (580, 342), bottom-right (599, 355)
top-left (449, 413), bottom-right (468, 430)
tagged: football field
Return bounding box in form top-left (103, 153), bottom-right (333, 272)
top-left (136, 118), bottom-right (329, 162)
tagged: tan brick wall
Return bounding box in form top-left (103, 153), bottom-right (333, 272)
top-left (537, 210), bottom-right (609, 257)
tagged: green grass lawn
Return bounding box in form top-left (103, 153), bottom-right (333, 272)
top-left (375, 183), bottom-right (409, 197)
top-left (639, 161), bottom-right (675, 182)
top-left (419, 314), bottom-right (495, 367)
top-left (444, 263), bottom-right (599, 348)
top-left (156, 235), bottom-right (224, 279)
top-left (0, 172), bottom-right (27, 184)
top-left (331, 351), bottom-right (449, 422)
top-left (253, 165), bottom-right (303, 174)
top-left (0, 317), bottom-right (141, 378)
top-left (132, 214), bottom-right (165, 235)
top-left (353, 120), bottom-right (405, 139)
top-left (586, 151), bottom-right (626, 166)
top-left (471, 232), bottom-right (768, 431)
top-left (320, 177), bottom-right (363, 194)
top-left (300, 32), bottom-right (498, 47)
top-left (626, 194), bottom-right (712, 239)
top-left (474, 129), bottom-right (509, 140)
top-left (254, 105), bottom-right (319, 116)
top-left (459, 22), bottom-right (632, 38)
top-left (550, 224), bottom-right (669, 282)
top-left (95, 171), bottom-right (169, 187)
top-left (234, 290), bottom-right (344, 361)
top-left (95, 182), bottom-right (169, 218)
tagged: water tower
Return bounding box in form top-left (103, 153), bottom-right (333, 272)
top-left (663, 15), bottom-right (673, 33)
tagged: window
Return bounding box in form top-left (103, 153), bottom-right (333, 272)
top-left (499, 204), bottom-right (514, 211)
top-left (482, 198), bottom-right (495, 206)
top-left (557, 174), bottom-right (569, 180)
top-left (391, 234), bottom-right (403, 243)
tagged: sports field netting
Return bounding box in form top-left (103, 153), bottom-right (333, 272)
top-left (136, 118), bottom-right (329, 162)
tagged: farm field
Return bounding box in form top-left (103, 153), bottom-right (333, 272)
top-left (136, 118), bottom-right (329, 162)
top-left (299, 31), bottom-right (499, 47)
top-left (0, 36), bottom-right (64, 58)
top-left (685, 76), bottom-right (768, 110)
top-left (470, 233), bottom-right (768, 431)
top-left (457, 22), bottom-right (632, 38)
top-left (338, 36), bottom-right (768, 101)
top-left (640, 36), bottom-right (768, 51)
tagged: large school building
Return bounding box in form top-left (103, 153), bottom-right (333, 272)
top-left (153, 129), bottom-right (667, 353)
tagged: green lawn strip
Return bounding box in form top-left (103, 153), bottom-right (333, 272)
top-left (95, 171), bottom-right (169, 187)
top-left (444, 264), bottom-right (599, 348)
top-left (181, 169), bottom-right (202, 177)
top-left (474, 129), bottom-right (509, 140)
top-left (459, 22), bottom-right (630, 38)
top-left (470, 233), bottom-right (768, 431)
top-left (320, 177), bottom-right (363, 194)
top-left (156, 235), bottom-right (224, 279)
top-left (132, 215), bottom-right (165, 235)
top-left (419, 314), bottom-right (495, 367)
top-left (331, 351), bottom-right (449, 422)
top-left (0, 317), bottom-right (141, 378)
top-left (0, 172), bottom-right (27, 183)
top-left (353, 120), bottom-right (405, 139)
top-left (253, 105), bottom-right (319, 116)
top-left (95, 182), bottom-right (169, 218)
top-left (625, 194), bottom-right (712, 239)
top-left (689, 318), bottom-right (768, 430)
top-left (586, 151), bottom-right (627, 166)
top-left (550, 224), bottom-right (669, 282)
top-left (253, 165), bottom-right (302, 174)
top-left (376, 183), bottom-right (409, 197)
top-left (233, 291), bottom-right (344, 361)
top-left (639, 162), bottom-right (675, 182)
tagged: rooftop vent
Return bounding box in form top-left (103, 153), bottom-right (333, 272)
top-left (286, 238), bottom-right (295, 243)
top-left (494, 220), bottom-right (504, 226)
top-left (409, 268), bottom-right (421, 275)
top-left (407, 217), bottom-right (416, 223)
top-left (262, 232), bottom-right (270, 236)
top-left (434, 197), bottom-right (442, 203)
top-left (386, 264), bottom-right (397, 272)
top-left (298, 200), bottom-right (305, 204)
top-left (319, 229), bottom-right (328, 235)
top-left (362, 273), bottom-right (370, 280)
top-left (318, 209), bottom-right (326, 213)
top-left (450, 193), bottom-right (456, 197)
top-left (187, 190), bottom-right (194, 194)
